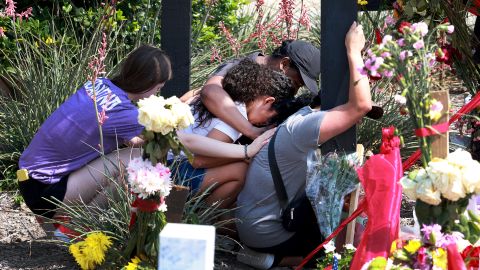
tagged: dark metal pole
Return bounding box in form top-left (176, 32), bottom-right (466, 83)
top-left (321, 0), bottom-right (358, 153)
top-left (160, 0), bottom-right (192, 98)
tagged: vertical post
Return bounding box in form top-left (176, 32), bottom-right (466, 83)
top-left (430, 91), bottom-right (450, 159)
top-left (321, 0), bottom-right (358, 154)
top-left (161, 0), bottom-right (192, 98)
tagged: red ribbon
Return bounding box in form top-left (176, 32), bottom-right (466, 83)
top-left (414, 122), bottom-right (449, 137)
top-left (403, 90), bottom-right (480, 171)
top-left (129, 197), bottom-right (163, 229)
top-left (294, 200), bottom-right (367, 270)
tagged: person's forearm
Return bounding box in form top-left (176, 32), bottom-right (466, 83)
top-left (177, 132), bottom-right (249, 158)
top-left (201, 83), bottom-right (257, 138)
top-left (190, 155), bottom-right (241, 168)
top-left (347, 51), bottom-right (372, 113)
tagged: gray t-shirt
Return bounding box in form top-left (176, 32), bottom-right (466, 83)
top-left (236, 106), bottom-right (325, 248)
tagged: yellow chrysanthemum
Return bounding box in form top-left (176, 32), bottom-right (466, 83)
top-left (432, 248), bottom-right (447, 270)
top-left (358, 0), bottom-right (368, 5)
top-left (404, 239), bottom-right (421, 254)
top-left (84, 232), bottom-right (112, 264)
top-left (69, 242), bottom-right (95, 270)
top-left (125, 256), bottom-right (142, 270)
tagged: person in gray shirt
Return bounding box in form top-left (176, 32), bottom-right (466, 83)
top-left (236, 21), bottom-right (371, 267)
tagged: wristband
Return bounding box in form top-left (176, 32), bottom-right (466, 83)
top-left (244, 144), bottom-right (250, 160)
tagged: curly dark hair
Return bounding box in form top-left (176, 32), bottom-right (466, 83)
top-left (194, 58), bottom-right (295, 128)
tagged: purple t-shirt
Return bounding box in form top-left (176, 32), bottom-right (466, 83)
top-left (19, 78), bottom-right (144, 184)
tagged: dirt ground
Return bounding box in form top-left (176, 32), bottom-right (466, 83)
top-left (0, 191), bottom-right (270, 270)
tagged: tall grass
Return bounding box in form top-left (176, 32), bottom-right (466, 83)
top-left (0, 5), bottom-right (161, 186)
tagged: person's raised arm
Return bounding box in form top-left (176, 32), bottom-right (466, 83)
top-left (318, 22), bottom-right (372, 144)
top-left (201, 76), bottom-right (266, 139)
top-left (177, 128), bottom-right (275, 159)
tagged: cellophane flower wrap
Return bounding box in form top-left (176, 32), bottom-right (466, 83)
top-left (124, 94), bottom-right (194, 262)
top-left (358, 21), bottom-right (454, 168)
top-left (305, 150), bottom-right (360, 238)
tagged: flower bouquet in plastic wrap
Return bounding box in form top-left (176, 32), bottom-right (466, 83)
top-left (124, 94), bottom-right (194, 263)
top-left (305, 150), bottom-right (361, 239)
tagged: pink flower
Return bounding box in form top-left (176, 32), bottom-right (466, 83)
top-left (381, 52), bottom-right (391, 58)
top-left (382, 70), bottom-right (394, 78)
top-left (413, 40), bottom-right (424, 50)
top-left (394, 94), bottom-right (406, 105)
top-left (357, 66), bottom-right (368, 76)
top-left (4, 0), bottom-right (16, 17)
top-left (0, 27), bottom-right (5, 38)
top-left (385, 15), bottom-right (396, 26)
top-left (382, 34), bottom-right (392, 45)
top-left (412, 22), bottom-right (429, 37)
top-left (210, 46), bottom-right (222, 62)
top-left (397, 38), bottom-right (406, 47)
top-left (447, 25), bottom-right (454, 34)
top-left (16, 7), bottom-right (32, 21)
top-left (399, 50), bottom-right (412, 61)
top-left (426, 53), bottom-right (436, 67)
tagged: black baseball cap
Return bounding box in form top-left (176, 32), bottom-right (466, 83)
top-left (285, 40), bottom-right (320, 94)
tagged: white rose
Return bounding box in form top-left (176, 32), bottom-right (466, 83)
top-left (416, 177), bottom-right (442, 205)
top-left (170, 102), bottom-right (194, 129)
top-left (442, 171), bottom-right (466, 201)
top-left (324, 240), bottom-right (336, 253)
top-left (447, 149), bottom-right (473, 168)
top-left (462, 163), bottom-right (480, 193)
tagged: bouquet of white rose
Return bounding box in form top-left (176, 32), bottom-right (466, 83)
top-left (401, 149), bottom-right (480, 242)
top-left (124, 95), bottom-right (194, 263)
top-left (137, 95), bottom-right (194, 164)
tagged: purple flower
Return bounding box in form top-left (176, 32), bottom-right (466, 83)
top-left (397, 38), bottom-right (406, 47)
top-left (357, 66), bottom-right (368, 76)
top-left (413, 40), bottom-right (424, 50)
top-left (385, 15), bottom-right (396, 26)
top-left (421, 224), bottom-right (443, 245)
top-left (437, 231), bottom-right (464, 248)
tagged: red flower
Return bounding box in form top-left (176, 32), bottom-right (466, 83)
top-left (436, 47), bottom-right (451, 64)
top-left (375, 28), bottom-right (382, 44)
top-left (461, 245), bottom-right (480, 268)
top-left (397, 21), bottom-right (411, 34)
top-left (417, 247), bottom-right (427, 265)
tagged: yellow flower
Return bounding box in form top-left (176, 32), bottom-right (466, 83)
top-left (69, 232), bottom-right (112, 270)
top-left (432, 248), bottom-right (447, 269)
top-left (404, 239), bottom-right (421, 254)
top-left (358, 0), bottom-right (368, 5)
top-left (83, 232), bottom-right (112, 264)
top-left (45, 36), bottom-right (54, 45)
top-left (125, 256), bottom-right (142, 270)
top-left (69, 242), bottom-right (95, 270)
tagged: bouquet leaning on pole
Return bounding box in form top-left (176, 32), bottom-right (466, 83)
top-left (124, 95), bottom-right (194, 263)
